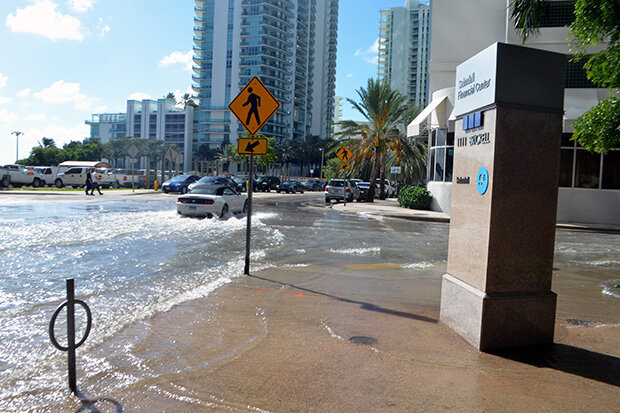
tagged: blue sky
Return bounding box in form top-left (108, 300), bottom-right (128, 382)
top-left (0, 0), bottom-right (406, 165)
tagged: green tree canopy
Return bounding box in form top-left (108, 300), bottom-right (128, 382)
top-left (511, 0), bottom-right (620, 153)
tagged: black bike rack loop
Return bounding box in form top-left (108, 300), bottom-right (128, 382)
top-left (49, 299), bottom-right (92, 351)
top-left (48, 279), bottom-right (92, 394)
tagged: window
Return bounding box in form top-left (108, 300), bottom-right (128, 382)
top-left (559, 149), bottom-right (574, 187)
top-left (575, 150), bottom-right (601, 188)
top-left (602, 151), bottom-right (620, 190)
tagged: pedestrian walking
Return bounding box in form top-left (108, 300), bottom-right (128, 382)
top-left (85, 169), bottom-right (93, 195)
top-left (86, 168), bottom-right (103, 195)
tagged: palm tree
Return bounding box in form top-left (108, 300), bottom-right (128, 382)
top-left (277, 138), bottom-right (298, 179)
top-left (143, 138), bottom-right (165, 188)
top-left (337, 78), bottom-right (409, 201)
top-left (103, 138), bottom-right (127, 168)
top-left (214, 144), bottom-right (241, 174)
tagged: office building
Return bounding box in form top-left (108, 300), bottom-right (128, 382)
top-left (192, 0), bottom-right (339, 153)
top-left (378, 0), bottom-right (430, 106)
top-left (408, 0), bottom-right (619, 225)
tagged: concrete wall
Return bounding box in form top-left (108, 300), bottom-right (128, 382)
top-left (428, 181), bottom-right (452, 212)
top-left (557, 188), bottom-right (620, 226)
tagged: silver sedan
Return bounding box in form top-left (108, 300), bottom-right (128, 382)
top-left (177, 185), bottom-right (248, 218)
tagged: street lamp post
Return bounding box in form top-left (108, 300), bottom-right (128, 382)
top-left (319, 148), bottom-right (324, 180)
top-left (11, 131), bottom-right (23, 162)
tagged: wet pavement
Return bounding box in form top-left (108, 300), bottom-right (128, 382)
top-left (0, 190), bottom-right (618, 411)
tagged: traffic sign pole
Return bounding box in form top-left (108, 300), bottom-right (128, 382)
top-left (244, 155), bottom-right (254, 275)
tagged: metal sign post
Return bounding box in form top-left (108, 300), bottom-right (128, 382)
top-left (244, 155), bottom-right (254, 275)
top-left (230, 76), bottom-right (280, 276)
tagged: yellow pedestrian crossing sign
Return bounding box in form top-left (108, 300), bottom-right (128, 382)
top-left (336, 146), bottom-right (352, 163)
top-left (238, 137), bottom-right (268, 156)
top-left (229, 76), bottom-right (280, 136)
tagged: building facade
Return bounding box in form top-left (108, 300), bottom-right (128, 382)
top-left (86, 99), bottom-right (195, 169)
top-left (408, 0), bottom-right (619, 226)
top-left (378, 0), bottom-right (430, 106)
top-left (192, 0), bottom-right (339, 151)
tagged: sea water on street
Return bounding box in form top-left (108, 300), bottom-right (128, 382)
top-left (0, 196), bottom-right (618, 410)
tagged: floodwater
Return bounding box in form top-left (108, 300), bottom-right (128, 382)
top-left (0, 194), bottom-right (618, 411)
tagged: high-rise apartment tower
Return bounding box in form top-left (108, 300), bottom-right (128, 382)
top-left (192, 0), bottom-right (339, 154)
top-left (378, 0), bottom-right (430, 106)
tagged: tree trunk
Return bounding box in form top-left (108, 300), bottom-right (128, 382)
top-left (379, 150), bottom-right (386, 200)
top-left (367, 147), bottom-right (380, 202)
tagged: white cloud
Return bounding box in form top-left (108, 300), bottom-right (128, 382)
top-left (159, 51), bottom-right (193, 71)
top-left (6, 0), bottom-right (86, 41)
top-left (0, 97), bottom-right (13, 104)
top-left (26, 123), bottom-right (90, 149)
top-left (25, 113), bottom-right (47, 122)
top-left (34, 80), bottom-right (106, 111)
top-left (128, 92), bottom-right (153, 101)
top-left (346, 73), bottom-right (354, 78)
top-left (0, 73), bottom-right (8, 88)
top-left (354, 38), bottom-right (379, 65)
top-left (0, 109), bottom-right (18, 123)
top-left (16, 88), bottom-right (31, 97)
top-left (67, 0), bottom-right (95, 13)
top-left (34, 80), bottom-right (86, 104)
top-left (96, 18), bottom-right (110, 38)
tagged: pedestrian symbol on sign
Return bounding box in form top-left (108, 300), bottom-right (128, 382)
top-left (336, 146), bottom-right (352, 163)
top-left (243, 88), bottom-right (261, 126)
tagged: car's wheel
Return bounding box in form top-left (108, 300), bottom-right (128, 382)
top-left (219, 204), bottom-right (228, 218)
top-left (55, 179), bottom-right (64, 188)
top-left (325, 197), bottom-right (330, 203)
top-left (0, 175), bottom-right (9, 187)
top-left (114, 180), bottom-right (120, 189)
top-left (243, 200), bottom-right (248, 214)
top-left (181, 187), bottom-right (187, 194)
top-left (32, 178), bottom-right (41, 188)
top-left (276, 189), bottom-right (280, 193)
top-left (300, 190), bottom-right (304, 194)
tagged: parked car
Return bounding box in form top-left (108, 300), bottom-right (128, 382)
top-left (255, 176), bottom-right (280, 192)
top-left (161, 174), bottom-right (200, 193)
top-left (188, 176), bottom-right (237, 192)
top-left (232, 176), bottom-right (249, 192)
top-left (33, 166), bottom-right (59, 187)
top-left (277, 180), bottom-right (305, 194)
top-left (356, 181), bottom-right (377, 200)
top-left (375, 179), bottom-right (396, 197)
top-left (302, 178), bottom-right (323, 191)
top-left (177, 184), bottom-right (248, 218)
top-left (325, 179), bottom-right (361, 203)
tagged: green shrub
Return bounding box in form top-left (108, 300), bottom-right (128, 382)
top-left (397, 185), bottom-right (432, 210)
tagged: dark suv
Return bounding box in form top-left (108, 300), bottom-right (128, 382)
top-left (256, 176), bottom-right (280, 192)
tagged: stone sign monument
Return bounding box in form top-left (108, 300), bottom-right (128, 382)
top-left (440, 43), bottom-right (565, 350)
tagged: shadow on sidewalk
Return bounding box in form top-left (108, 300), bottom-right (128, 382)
top-left (75, 390), bottom-right (123, 413)
top-left (248, 274), bottom-right (438, 324)
top-left (492, 344), bottom-right (620, 387)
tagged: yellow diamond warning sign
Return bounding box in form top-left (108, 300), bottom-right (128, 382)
top-left (336, 145), bottom-right (352, 163)
top-left (229, 76), bottom-right (280, 136)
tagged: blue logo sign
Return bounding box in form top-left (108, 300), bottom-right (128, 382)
top-left (477, 167), bottom-right (489, 195)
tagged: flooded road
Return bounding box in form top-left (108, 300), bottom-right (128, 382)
top-left (0, 192), bottom-right (618, 411)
